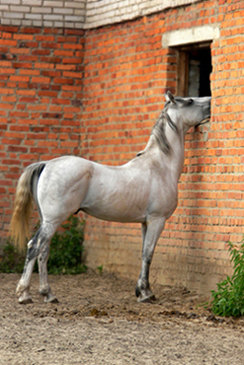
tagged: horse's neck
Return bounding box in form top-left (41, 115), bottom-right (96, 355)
top-left (145, 123), bottom-right (185, 181)
top-left (166, 122), bottom-right (185, 180)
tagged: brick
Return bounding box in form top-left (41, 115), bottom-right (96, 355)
top-left (55, 8), bottom-right (73, 15)
top-left (1, 0), bottom-right (20, 4)
top-left (34, 62), bottom-right (54, 69)
top-left (25, 14), bottom-right (42, 21)
top-left (31, 7), bottom-right (52, 14)
top-left (9, 75), bottom-right (29, 82)
top-left (31, 76), bottom-right (50, 83)
top-left (0, 39), bottom-right (17, 46)
top-left (19, 69), bottom-right (40, 76)
top-left (43, 1), bottom-right (63, 7)
top-left (10, 6), bottom-right (30, 12)
top-left (53, 77), bottom-right (74, 85)
top-left (0, 68), bottom-right (15, 74)
top-left (13, 33), bottom-right (33, 40)
top-left (43, 14), bottom-right (63, 21)
top-left (3, 11), bottom-right (24, 19)
top-left (22, 0), bottom-right (42, 4)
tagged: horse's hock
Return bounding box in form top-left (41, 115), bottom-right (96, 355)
top-left (1, 1), bottom-right (243, 297)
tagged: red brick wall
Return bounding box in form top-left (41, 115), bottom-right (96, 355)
top-left (0, 26), bottom-right (85, 241)
top-left (82, 0), bottom-right (244, 293)
top-left (0, 0), bottom-right (243, 294)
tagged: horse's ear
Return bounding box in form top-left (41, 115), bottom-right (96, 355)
top-left (165, 91), bottom-right (176, 104)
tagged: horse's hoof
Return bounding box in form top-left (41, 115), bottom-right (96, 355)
top-left (16, 283), bottom-right (26, 297)
top-left (137, 294), bottom-right (156, 303)
top-left (44, 293), bottom-right (59, 303)
top-left (18, 295), bottom-right (33, 304)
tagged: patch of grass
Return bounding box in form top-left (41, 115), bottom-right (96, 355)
top-left (47, 216), bottom-right (87, 275)
top-left (0, 240), bottom-right (25, 273)
top-left (97, 265), bottom-right (103, 275)
top-left (0, 216), bottom-right (86, 275)
top-left (211, 239), bottom-right (244, 317)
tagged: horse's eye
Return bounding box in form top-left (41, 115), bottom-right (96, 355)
top-left (188, 99), bottom-right (193, 105)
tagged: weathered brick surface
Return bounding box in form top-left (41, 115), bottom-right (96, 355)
top-left (0, 0), bottom-right (198, 29)
top-left (0, 0), bottom-right (86, 28)
top-left (0, 0), bottom-right (243, 294)
top-left (84, 0), bottom-right (199, 29)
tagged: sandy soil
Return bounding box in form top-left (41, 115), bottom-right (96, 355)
top-left (0, 270), bottom-right (244, 365)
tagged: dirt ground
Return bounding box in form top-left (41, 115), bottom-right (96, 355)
top-left (0, 270), bottom-right (244, 365)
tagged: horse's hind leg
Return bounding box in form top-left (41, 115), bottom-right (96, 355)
top-left (16, 238), bottom-right (36, 304)
top-left (38, 242), bottom-right (58, 303)
top-left (16, 222), bottom-right (56, 304)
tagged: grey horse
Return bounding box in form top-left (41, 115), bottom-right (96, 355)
top-left (10, 91), bottom-right (211, 304)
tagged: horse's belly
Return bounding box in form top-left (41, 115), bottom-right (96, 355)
top-left (82, 207), bottom-right (145, 223)
top-left (81, 193), bottom-right (147, 223)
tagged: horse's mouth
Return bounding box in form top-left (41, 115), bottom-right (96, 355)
top-left (195, 117), bottom-right (210, 128)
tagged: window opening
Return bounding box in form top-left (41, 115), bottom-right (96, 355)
top-left (176, 43), bottom-right (212, 97)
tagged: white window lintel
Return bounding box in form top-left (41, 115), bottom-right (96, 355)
top-left (162, 26), bottom-right (220, 47)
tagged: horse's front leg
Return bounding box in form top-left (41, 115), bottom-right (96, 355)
top-left (136, 217), bottom-right (166, 302)
top-left (38, 242), bottom-right (58, 303)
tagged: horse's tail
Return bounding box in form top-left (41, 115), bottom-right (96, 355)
top-left (10, 162), bottom-right (46, 251)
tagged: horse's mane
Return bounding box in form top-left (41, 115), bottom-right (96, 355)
top-left (152, 111), bottom-right (178, 154)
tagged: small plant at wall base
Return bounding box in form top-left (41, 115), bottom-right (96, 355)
top-left (47, 216), bottom-right (87, 274)
top-left (211, 239), bottom-right (244, 317)
top-left (0, 216), bottom-right (86, 275)
top-left (0, 240), bottom-right (26, 273)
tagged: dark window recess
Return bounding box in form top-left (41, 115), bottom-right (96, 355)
top-left (176, 43), bottom-right (212, 97)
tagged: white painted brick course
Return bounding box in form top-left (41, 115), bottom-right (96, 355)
top-left (10, 5), bottom-right (30, 12)
top-left (1, 0), bottom-right (20, 4)
top-left (56, 7), bottom-right (73, 14)
top-left (0, 0), bottom-right (197, 29)
top-left (0, 5), bottom-right (9, 10)
top-left (1, 18), bottom-right (10, 25)
top-left (64, 15), bottom-right (81, 22)
top-left (54, 21), bottom-right (63, 27)
top-left (43, 1), bottom-right (63, 7)
top-left (43, 21), bottom-right (53, 27)
top-left (65, 1), bottom-right (83, 9)
top-left (25, 13), bottom-right (42, 20)
top-left (31, 7), bottom-right (52, 14)
top-left (22, 0), bottom-right (42, 5)
top-left (3, 11), bottom-right (24, 18)
top-left (43, 14), bottom-right (63, 21)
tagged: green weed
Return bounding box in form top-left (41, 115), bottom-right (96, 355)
top-left (0, 216), bottom-right (86, 275)
top-left (47, 216), bottom-right (87, 274)
top-left (97, 265), bottom-right (103, 275)
top-left (211, 239), bottom-right (244, 317)
top-left (0, 240), bottom-right (25, 273)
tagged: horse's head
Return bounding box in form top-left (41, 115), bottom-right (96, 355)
top-left (164, 91), bottom-right (211, 134)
